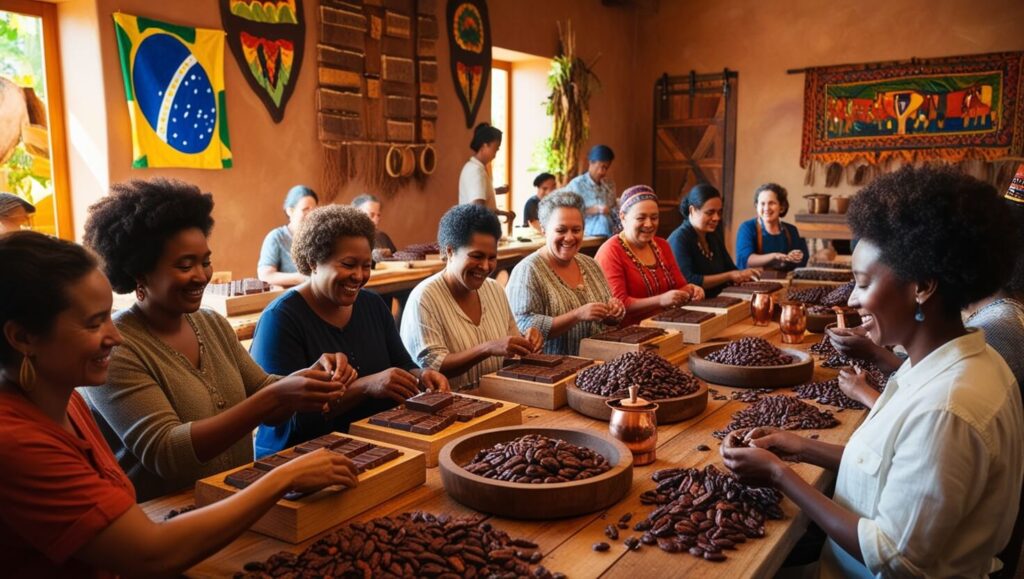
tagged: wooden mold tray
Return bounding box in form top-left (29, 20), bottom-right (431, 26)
top-left (201, 289), bottom-right (284, 317)
top-left (577, 327), bottom-right (684, 362)
top-left (349, 394), bottom-right (522, 467)
top-left (195, 433), bottom-right (425, 543)
top-left (474, 355), bottom-right (595, 410)
top-left (684, 296), bottom-right (751, 326)
top-left (640, 308), bottom-right (728, 343)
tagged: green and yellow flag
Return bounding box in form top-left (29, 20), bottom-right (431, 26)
top-left (113, 13), bottom-right (232, 169)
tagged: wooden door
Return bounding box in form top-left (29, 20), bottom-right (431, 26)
top-left (652, 70), bottom-right (738, 238)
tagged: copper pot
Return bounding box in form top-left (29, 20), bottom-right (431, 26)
top-left (606, 386), bottom-right (658, 465)
top-left (804, 193), bottom-right (831, 214)
top-left (750, 291), bottom-right (774, 327)
top-left (779, 301), bottom-right (808, 344)
top-left (833, 195), bottom-right (850, 214)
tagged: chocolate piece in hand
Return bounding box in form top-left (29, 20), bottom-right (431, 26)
top-left (405, 391), bottom-right (454, 413)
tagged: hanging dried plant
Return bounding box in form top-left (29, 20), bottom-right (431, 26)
top-left (546, 20), bottom-right (600, 184)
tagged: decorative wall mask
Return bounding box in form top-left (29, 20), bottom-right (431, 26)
top-left (446, 0), bottom-right (490, 128)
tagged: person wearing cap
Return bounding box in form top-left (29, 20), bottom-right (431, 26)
top-left (257, 185), bottom-right (318, 288)
top-left (595, 185), bottom-right (705, 326)
top-left (565, 145), bottom-right (618, 238)
top-left (351, 193), bottom-right (397, 262)
top-left (522, 172), bottom-right (557, 233)
top-left (0, 193), bottom-right (34, 233)
top-left (458, 123), bottom-right (515, 223)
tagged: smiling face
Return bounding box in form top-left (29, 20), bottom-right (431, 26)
top-left (588, 160), bottom-right (611, 184)
top-left (357, 201), bottom-right (382, 227)
top-left (445, 232), bottom-right (498, 292)
top-left (849, 239), bottom-right (918, 347)
top-left (30, 269), bottom-right (122, 388)
top-left (141, 228), bottom-right (212, 315)
top-left (621, 199), bottom-right (660, 246)
top-left (689, 196), bottom-right (723, 233)
top-left (543, 207), bottom-right (584, 263)
top-left (286, 195), bottom-right (318, 230)
top-left (756, 189), bottom-right (783, 226)
top-left (311, 236), bottom-right (373, 307)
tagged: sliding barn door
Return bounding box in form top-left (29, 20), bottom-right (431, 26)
top-left (652, 70), bottom-right (738, 238)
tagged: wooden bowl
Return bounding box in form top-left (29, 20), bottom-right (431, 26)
top-left (565, 382), bottom-right (708, 423)
top-left (438, 426), bottom-right (633, 519)
top-left (806, 310), bottom-right (861, 333)
top-left (688, 344), bottom-right (814, 388)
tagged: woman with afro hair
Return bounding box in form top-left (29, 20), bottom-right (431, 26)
top-left (721, 166), bottom-right (1024, 577)
top-left (82, 178), bottom-right (357, 501)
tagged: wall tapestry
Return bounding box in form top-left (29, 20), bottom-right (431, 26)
top-left (220, 0), bottom-right (305, 123)
top-left (800, 51), bottom-right (1024, 186)
top-left (446, 0), bottom-right (490, 128)
top-left (113, 13), bottom-right (232, 169)
top-left (317, 0), bottom-right (439, 196)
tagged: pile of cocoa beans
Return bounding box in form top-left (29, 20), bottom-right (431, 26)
top-left (463, 434), bottom-right (611, 484)
top-left (713, 395), bottom-right (839, 439)
top-left (705, 337), bottom-right (794, 367)
top-left (575, 351), bottom-right (701, 399)
top-left (234, 512), bottom-right (564, 578)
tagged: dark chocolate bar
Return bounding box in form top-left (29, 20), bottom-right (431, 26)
top-left (689, 296), bottom-right (743, 308)
top-left (520, 353), bottom-right (564, 367)
top-left (254, 453), bottom-right (295, 472)
top-left (405, 391), bottom-right (454, 413)
top-left (225, 467), bottom-right (265, 489)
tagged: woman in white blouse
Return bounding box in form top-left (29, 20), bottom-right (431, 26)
top-left (458, 123), bottom-right (515, 223)
top-left (721, 167), bottom-right (1024, 577)
top-left (401, 204), bottom-right (541, 390)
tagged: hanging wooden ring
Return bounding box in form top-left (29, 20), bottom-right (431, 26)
top-left (419, 144), bottom-right (437, 175)
top-left (400, 146), bottom-right (416, 177)
top-left (385, 145), bottom-right (403, 178)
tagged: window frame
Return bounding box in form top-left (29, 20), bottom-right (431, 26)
top-left (491, 59), bottom-right (512, 214)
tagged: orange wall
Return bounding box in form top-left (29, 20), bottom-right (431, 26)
top-left (631, 0), bottom-right (1024, 246)
top-left (58, 0), bottom-right (642, 277)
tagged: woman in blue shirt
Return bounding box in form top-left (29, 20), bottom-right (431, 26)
top-left (250, 205), bottom-right (449, 457)
top-left (734, 183), bottom-right (808, 270)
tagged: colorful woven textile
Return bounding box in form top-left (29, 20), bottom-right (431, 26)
top-left (113, 13), bottom-right (232, 169)
top-left (801, 52), bottom-right (1024, 169)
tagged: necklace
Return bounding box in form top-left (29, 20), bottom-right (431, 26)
top-left (616, 233), bottom-right (675, 297)
top-left (696, 234), bottom-right (714, 261)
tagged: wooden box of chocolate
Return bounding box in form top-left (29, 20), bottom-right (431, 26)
top-left (348, 392), bottom-right (522, 467)
top-left (790, 267), bottom-right (854, 287)
top-left (475, 354), bottom-right (595, 411)
top-left (683, 295), bottom-right (751, 326)
top-left (718, 281), bottom-right (787, 304)
top-left (639, 307), bottom-right (728, 343)
top-left (577, 325), bottom-right (684, 362)
top-left (201, 278), bottom-right (284, 316)
top-left (195, 433), bottom-right (425, 543)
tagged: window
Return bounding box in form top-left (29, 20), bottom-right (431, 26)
top-left (0, 0), bottom-right (71, 237)
top-left (490, 60), bottom-right (511, 215)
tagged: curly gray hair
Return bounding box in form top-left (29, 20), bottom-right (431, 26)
top-left (537, 190), bottom-right (585, 229)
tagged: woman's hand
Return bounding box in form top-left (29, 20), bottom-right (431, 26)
top-left (574, 302), bottom-right (611, 323)
top-left (487, 335), bottom-right (534, 358)
top-left (744, 427), bottom-right (808, 460)
top-left (787, 249), bottom-right (805, 263)
top-left (720, 431), bottom-right (788, 487)
top-left (731, 268), bottom-right (762, 283)
top-left (418, 369), bottom-right (450, 393)
top-left (827, 326), bottom-right (882, 360)
top-left (524, 327), bottom-right (544, 353)
top-left (305, 353), bottom-right (358, 386)
top-left (658, 289), bottom-right (692, 308)
top-left (273, 449), bottom-right (359, 494)
top-left (604, 298), bottom-right (626, 323)
top-left (687, 284), bottom-right (706, 301)
top-left (358, 368), bottom-right (420, 403)
top-left (265, 372), bottom-right (347, 414)
top-left (837, 367), bottom-right (879, 409)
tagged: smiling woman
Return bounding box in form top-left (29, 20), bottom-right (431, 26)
top-left (81, 179), bottom-right (355, 501)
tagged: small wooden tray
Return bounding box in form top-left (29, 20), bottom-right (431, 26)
top-left (475, 359), bottom-right (593, 410)
top-left (438, 426), bottom-right (633, 519)
top-left (348, 394), bottom-right (523, 467)
top-left (201, 289), bottom-right (284, 317)
top-left (687, 344), bottom-right (815, 388)
top-left (195, 434), bottom-right (425, 543)
top-left (684, 299), bottom-right (751, 326)
top-left (640, 310), bottom-right (728, 343)
top-left (564, 382), bottom-right (708, 424)
top-left (577, 330), bottom-right (684, 362)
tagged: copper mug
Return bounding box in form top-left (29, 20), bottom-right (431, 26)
top-left (750, 291), bottom-right (773, 327)
top-left (606, 387), bottom-right (659, 466)
top-left (779, 301), bottom-right (808, 344)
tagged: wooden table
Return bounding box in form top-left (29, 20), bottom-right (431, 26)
top-left (794, 212), bottom-right (852, 241)
top-left (142, 323), bottom-right (865, 578)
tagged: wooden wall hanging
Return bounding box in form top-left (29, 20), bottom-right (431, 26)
top-left (220, 0), bottom-right (306, 123)
top-left (446, 0), bottom-right (490, 128)
top-left (317, 0), bottom-right (439, 196)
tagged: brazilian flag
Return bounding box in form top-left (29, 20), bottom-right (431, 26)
top-left (113, 13), bottom-right (232, 169)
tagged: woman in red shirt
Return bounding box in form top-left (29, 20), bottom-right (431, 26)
top-left (595, 185), bottom-right (705, 326)
top-left (0, 232), bottom-right (358, 578)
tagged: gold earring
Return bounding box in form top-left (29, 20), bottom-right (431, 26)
top-left (135, 284), bottom-right (146, 302)
top-left (19, 355), bottom-right (36, 392)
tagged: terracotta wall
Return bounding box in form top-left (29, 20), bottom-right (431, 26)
top-left (631, 0), bottom-right (1024, 247)
top-left (57, 0), bottom-right (641, 277)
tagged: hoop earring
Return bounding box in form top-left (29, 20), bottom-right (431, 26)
top-left (914, 302), bottom-right (925, 322)
top-left (19, 355), bottom-right (36, 392)
top-left (135, 285), bottom-right (146, 302)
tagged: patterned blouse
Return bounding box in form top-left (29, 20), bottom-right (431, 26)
top-left (565, 172), bottom-right (617, 238)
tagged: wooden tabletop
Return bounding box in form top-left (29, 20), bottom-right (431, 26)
top-left (141, 322), bottom-right (865, 578)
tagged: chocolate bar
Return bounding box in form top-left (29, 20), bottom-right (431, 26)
top-left (254, 452), bottom-right (295, 472)
top-left (388, 411), bottom-right (432, 431)
top-left (689, 296), bottom-right (743, 308)
top-left (369, 408), bottom-right (405, 427)
top-left (410, 414), bottom-right (456, 434)
top-left (405, 391), bottom-right (454, 413)
top-left (653, 308), bottom-right (716, 324)
top-left (591, 325), bottom-right (665, 343)
top-left (225, 467), bottom-right (265, 489)
top-left (294, 433), bottom-right (346, 454)
top-left (721, 281), bottom-right (784, 294)
top-left (520, 353), bottom-right (563, 367)
top-left (330, 440), bottom-right (374, 457)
